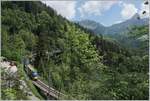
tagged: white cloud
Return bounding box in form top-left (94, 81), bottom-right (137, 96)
top-left (42, 1), bottom-right (76, 19)
top-left (121, 3), bottom-right (138, 19)
top-left (139, 2), bottom-right (149, 18)
top-left (78, 1), bottom-right (117, 17)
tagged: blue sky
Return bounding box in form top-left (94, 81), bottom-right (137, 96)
top-left (42, 0), bottom-right (148, 26)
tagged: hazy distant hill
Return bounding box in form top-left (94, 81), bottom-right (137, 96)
top-left (78, 13), bottom-right (149, 35)
top-left (78, 19), bottom-right (106, 35)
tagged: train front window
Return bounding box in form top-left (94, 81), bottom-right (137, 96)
top-left (32, 72), bottom-right (38, 77)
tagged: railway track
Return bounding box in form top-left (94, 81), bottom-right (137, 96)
top-left (32, 79), bottom-right (65, 99)
top-left (36, 80), bottom-right (63, 95)
top-left (24, 62), bottom-right (66, 99)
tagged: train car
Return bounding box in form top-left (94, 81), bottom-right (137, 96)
top-left (25, 64), bottom-right (39, 80)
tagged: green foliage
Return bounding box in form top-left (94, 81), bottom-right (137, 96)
top-left (128, 25), bottom-right (149, 55)
top-left (1, 66), bottom-right (28, 100)
top-left (19, 29), bottom-right (38, 51)
top-left (2, 29), bottom-right (26, 61)
top-left (1, 1), bottom-right (149, 100)
top-left (2, 88), bottom-right (18, 100)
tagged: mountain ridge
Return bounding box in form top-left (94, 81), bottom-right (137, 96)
top-left (78, 13), bottom-right (149, 35)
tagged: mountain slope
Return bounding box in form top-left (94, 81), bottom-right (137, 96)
top-left (78, 13), bottom-right (149, 35)
top-left (2, 1), bottom-right (149, 100)
top-left (1, 1), bottom-right (105, 99)
top-left (78, 20), bottom-right (106, 34)
top-left (106, 13), bottom-right (149, 35)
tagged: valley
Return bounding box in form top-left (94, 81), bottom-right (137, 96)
top-left (1, 1), bottom-right (149, 100)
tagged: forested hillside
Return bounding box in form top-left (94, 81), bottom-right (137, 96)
top-left (1, 1), bottom-right (149, 100)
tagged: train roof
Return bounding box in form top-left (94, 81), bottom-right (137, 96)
top-left (28, 65), bottom-right (37, 72)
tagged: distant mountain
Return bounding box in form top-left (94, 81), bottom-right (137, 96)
top-left (106, 13), bottom-right (149, 35)
top-left (78, 13), bottom-right (149, 35)
top-left (78, 20), bottom-right (106, 34)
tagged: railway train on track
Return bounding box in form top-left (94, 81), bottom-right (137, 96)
top-left (23, 58), bottom-right (39, 80)
top-left (24, 64), bottom-right (39, 80)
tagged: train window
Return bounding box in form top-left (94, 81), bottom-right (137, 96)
top-left (32, 72), bottom-right (38, 77)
